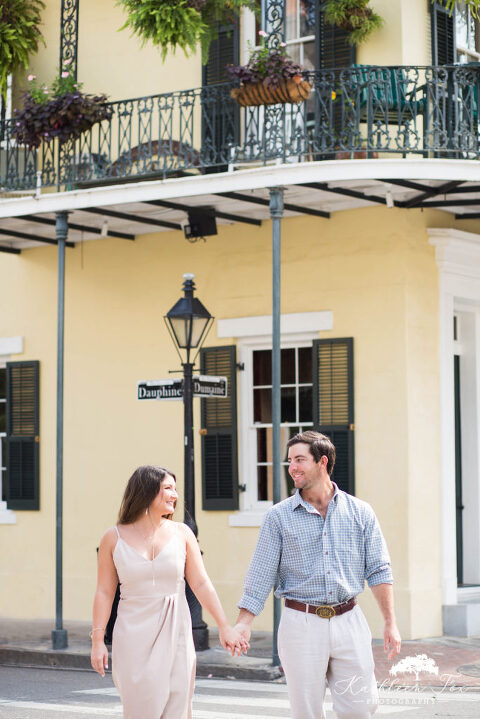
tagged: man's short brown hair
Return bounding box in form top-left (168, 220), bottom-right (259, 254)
top-left (287, 431), bottom-right (336, 476)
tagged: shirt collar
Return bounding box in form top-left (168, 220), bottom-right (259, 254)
top-left (292, 482), bottom-right (339, 512)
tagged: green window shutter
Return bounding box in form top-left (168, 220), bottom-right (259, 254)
top-left (202, 22), bottom-right (239, 172)
top-left (200, 345), bottom-right (238, 510)
top-left (317, 6), bottom-right (356, 69)
top-left (312, 339), bottom-right (354, 495)
top-left (6, 361), bottom-right (40, 510)
top-left (431, 1), bottom-right (455, 64)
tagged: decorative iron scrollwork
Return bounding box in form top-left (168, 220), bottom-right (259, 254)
top-left (59, 0), bottom-right (80, 78)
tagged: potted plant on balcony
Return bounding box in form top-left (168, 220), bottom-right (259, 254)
top-left (0, 0), bottom-right (45, 97)
top-left (323, 0), bottom-right (383, 45)
top-left (117, 0), bottom-right (257, 63)
top-left (12, 69), bottom-right (113, 148)
top-left (227, 32), bottom-right (312, 106)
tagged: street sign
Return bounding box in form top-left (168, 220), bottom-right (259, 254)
top-left (193, 375), bottom-right (228, 398)
top-left (137, 375), bottom-right (227, 400)
top-left (137, 379), bottom-right (183, 401)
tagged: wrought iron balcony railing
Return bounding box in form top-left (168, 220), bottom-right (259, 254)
top-left (1, 64), bottom-right (480, 193)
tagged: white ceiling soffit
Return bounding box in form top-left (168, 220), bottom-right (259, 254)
top-left (1, 160), bottom-right (480, 251)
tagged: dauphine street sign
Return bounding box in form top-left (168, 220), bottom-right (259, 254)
top-left (137, 375), bottom-right (227, 401)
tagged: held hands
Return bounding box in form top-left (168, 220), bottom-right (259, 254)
top-left (384, 620), bottom-right (402, 660)
top-left (219, 624), bottom-right (250, 657)
top-left (91, 640), bottom-right (109, 677)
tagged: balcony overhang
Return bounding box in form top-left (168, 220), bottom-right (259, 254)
top-left (1, 158), bottom-right (480, 252)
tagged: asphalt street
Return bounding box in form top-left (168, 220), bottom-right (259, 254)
top-left (0, 666), bottom-right (479, 718)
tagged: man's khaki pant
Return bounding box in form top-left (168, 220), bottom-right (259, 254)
top-left (278, 604), bottom-right (378, 719)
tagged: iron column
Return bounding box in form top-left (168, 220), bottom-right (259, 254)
top-left (52, 211), bottom-right (68, 650)
top-left (270, 187), bottom-right (284, 666)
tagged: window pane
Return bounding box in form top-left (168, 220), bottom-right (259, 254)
top-left (281, 387), bottom-right (296, 422)
top-left (299, 386), bottom-right (313, 422)
top-left (287, 43), bottom-right (301, 64)
top-left (257, 427), bottom-right (268, 463)
top-left (469, 10), bottom-right (476, 50)
top-left (0, 368), bottom-right (5, 397)
top-left (298, 346), bottom-right (312, 383)
top-left (0, 404), bottom-right (5, 433)
top-left (300, 0), bottom-right (315, 36)
top-left (253, 350), bottom-right (271, 386)
top-left (281, 348), bottom-right (295, 384)
top-left (254, 388), bottom-right (272, 423)
top-left (0, 436), bottom-right (5, 467)
top-left (257, 464), bottom-right (270, 501)
top-left (457, 5), bottom-right (469, 48)
top-left (1, 469), bottom-right (6, 502)
top-left (303, 40), bottom-right (315, 72)
top-left (286, 0), bottom-right (297, 41)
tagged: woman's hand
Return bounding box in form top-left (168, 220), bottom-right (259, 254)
top-left (91, 641), bottom-right (109, 677)
top-left (219, 625), bottom-right (250, 657)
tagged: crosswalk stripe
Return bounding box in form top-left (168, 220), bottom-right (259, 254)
top-left (192, 711), bottom-right (287, 719)
top-left (0, 699), bottom-right (122, 715)
top-left (195, 679), bottom-right (288, 694)
top-left (193, 693), bottom-right (290, 708)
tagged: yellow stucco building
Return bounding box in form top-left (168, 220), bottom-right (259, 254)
top-left (1, 0), bottom-right (480, 642)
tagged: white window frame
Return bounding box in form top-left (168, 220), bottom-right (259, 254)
top-left (456, 2), bottom-right (480, 63)
top-left (428, 228), bottom-right (480, 604)
top-left (217, 312), bottom-right (333, 527)
top-left (284, 0), bottom-right (315, 69)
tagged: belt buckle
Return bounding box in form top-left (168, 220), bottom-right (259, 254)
top-left (315, 604), bottom-right (335, 619)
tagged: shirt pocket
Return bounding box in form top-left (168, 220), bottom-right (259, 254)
top-left (281, 528), bottom-right (320, 578)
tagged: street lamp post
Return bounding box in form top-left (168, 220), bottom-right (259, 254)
top-left (165, 273), bottom-right (213, 651)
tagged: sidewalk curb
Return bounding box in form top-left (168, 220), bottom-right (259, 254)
top-left (0, 646), bottom-right (283, 682)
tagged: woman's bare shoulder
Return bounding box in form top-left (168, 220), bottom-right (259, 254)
top-left (173, 521), bottom-right (196, 548)
top-left (99, 526), bottom-right (118, 549)
top-left (173, 521), bottom-right (194, 537)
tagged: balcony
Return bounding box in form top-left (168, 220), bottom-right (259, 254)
top-left (1, 64), bottom-right (480, 194)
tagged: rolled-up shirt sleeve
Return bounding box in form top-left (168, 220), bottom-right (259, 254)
top-left (363, 506), bottom-right (393, 587)
top-left (238, 510), bottom-right (282, 616)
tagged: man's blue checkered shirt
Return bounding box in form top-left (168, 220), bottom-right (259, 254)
top-left (239, 484), bottom-right (393, 615)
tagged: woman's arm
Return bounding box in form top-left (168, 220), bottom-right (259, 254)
top-left (91, 528), bottom-right (119, 676)
top-left (182, 525), bottom-right (248, 656)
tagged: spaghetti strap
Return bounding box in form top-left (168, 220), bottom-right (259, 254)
top-left (114, 525), bottom-right (120, 538)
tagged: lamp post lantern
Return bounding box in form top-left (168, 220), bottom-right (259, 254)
top-left (165, 273), bottom-right (213, 650)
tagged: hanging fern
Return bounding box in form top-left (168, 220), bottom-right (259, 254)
top-left (117, 0), bottom-right (257, 63)
top-left (323, 0), bottom-right (383, 45)
top-left (0, 0), bottom-right (46, 97)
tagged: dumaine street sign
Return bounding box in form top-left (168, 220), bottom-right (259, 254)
top-left (137, 375), bottom-right (227, 401)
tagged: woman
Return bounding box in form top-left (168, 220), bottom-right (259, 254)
top-left (91, 465), bottom-right (247, 718)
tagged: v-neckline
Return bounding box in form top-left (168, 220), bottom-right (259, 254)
top-left (116, 534), bottom-right (176, 563)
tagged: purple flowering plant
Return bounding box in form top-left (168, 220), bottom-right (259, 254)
top-left (226, 31), bottom-right (304, 88)
top-left (13, 65), bottom-right (112, 148)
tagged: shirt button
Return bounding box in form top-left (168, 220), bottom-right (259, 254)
top-left (324, 532), bottom-right (326, 536)
top-left (329, 592), bottom-right (333, 595)
top-left (327, 571), bottom-right (331, 574)
top-left (325, 551), bottom-right (328, 555)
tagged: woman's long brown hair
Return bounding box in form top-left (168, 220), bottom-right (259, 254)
top-left (117, 465), bottom-right (176, 524)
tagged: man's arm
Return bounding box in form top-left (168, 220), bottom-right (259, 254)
top-left (370, 583), bottom-right (401, 660)
top-left (235, 511), bottom-right (282, 643)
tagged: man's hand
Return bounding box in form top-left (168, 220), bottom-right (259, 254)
top-left (384, 620), bottom-right (401, 660)
top-left (234, 622), bottom-right (252, 645)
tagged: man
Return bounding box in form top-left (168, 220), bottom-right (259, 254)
top-left (235, 431), bottom-right (401, 719)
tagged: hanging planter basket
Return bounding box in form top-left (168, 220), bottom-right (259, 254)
top-left (230, 77), bottom-right (312, 107)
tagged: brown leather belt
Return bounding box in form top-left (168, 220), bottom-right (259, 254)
top-left (285, 597), bottom-right (356, 619)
